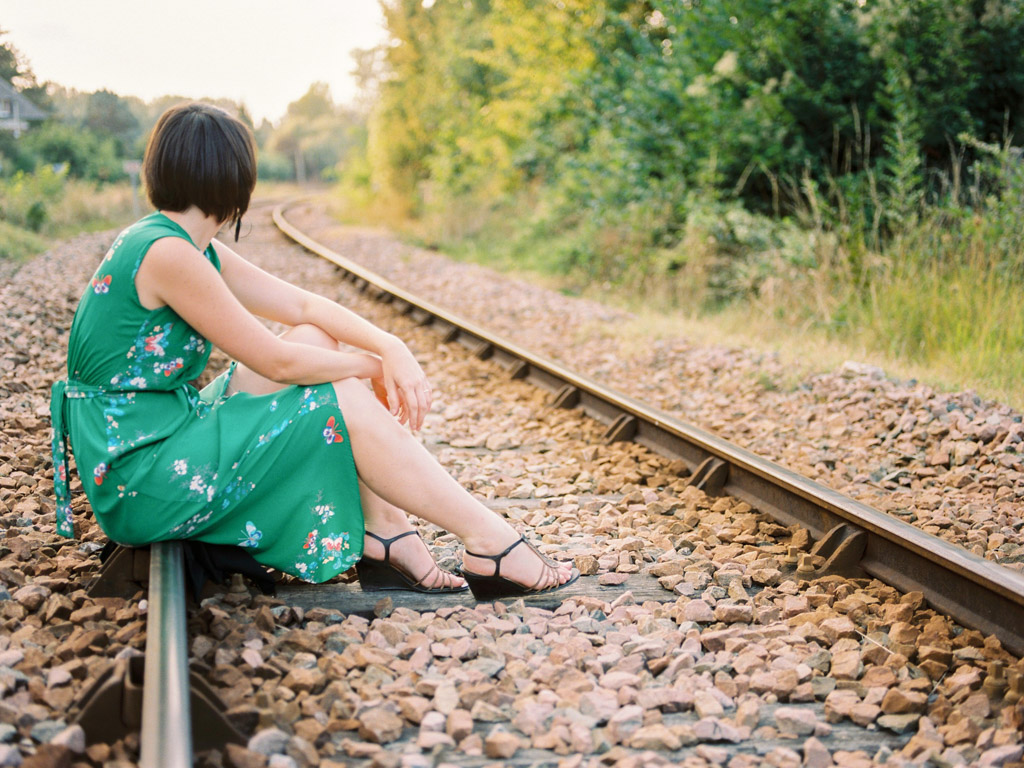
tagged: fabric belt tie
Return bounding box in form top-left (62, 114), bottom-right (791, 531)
top-left (50, 379), bottom-right (123, 538)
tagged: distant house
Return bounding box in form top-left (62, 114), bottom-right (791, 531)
top-left (0, 77), bottom-right (47, 138)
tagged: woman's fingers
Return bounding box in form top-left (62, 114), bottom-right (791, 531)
top-left (397, 379), bottom-right (432, 432)
top-left (384, 377), bottom-right (400, 418)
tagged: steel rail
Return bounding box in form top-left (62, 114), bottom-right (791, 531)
top-left (273, 201), bottom-right (1024, 657)
top-left (140, 541), bottom-right (192, 768)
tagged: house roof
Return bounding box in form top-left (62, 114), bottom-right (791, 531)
top-left (0, 77), bottom-right (48, 121)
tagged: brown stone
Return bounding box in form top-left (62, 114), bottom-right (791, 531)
top-left (880, 688), bottom-right (927, 715)
top-left (802, 736), bottom-right (833, 768)
top-left (774, 707), bottom-right (817, 736)
top-left (824, 690), bottom-right (860, 723)
top-left (682, 600), bottom-right (715, 623)
top-left (829, 650), bottom-right (862, 681)
top-left (860, 666), bottom-right (896, 689)
top-left (629, 724), bottom-right (682, 751)
top-left (224, 744), bottom-right (269, 768)
top-left (280, 667), bottom-right (323, 694)
top-left (483, 727), bottom-right (520, 759)
top-left (445, 709), bottom-right (473, 742)
top-left (939, 715), bottom-right (981, 745)
top-left (22, 745), bottom-right (72, 768)
top-left (357, 707), bottom-right (403, 744)
top-left (607, 705), bottom-right (644, 744)
top-left (848, 702), bottom-right (881, 727)
top-left (397, 696), bottom-right (431, 725)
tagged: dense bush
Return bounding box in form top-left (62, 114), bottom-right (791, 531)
top-left (21, 121), bottom-right (125, 182)
top-left (365, 0), bottom-right (1024, 265)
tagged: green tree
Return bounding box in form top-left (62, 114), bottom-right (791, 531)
top-left (269, 83), bottom-right (365, 182)
top-left (84, 89), bottom-right (141, 154)
top-left (0, 29), bottom-right (51, 110)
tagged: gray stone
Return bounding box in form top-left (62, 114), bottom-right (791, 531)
top-left (0, 745), bottom-right (20, 767)
top-left (248, 727), bottom-right (291, 756)
top-left (876, 714), bottom-right (919, 734)
top-left (467, 657), bottom-right (505, 678)
top-left (774, 707), bottom-right (817, 736)
top-left (29, 720), bottom-right (65, 744)
top-left (0, 726), bottom-right (15, 744)
top-left (45, 668), bottom-right (72, 689)
top-left (977, 745), bottom-right (1024, 767)
top-left (0, 653), bottom-right (23, 668)
top-left (48, 725), bottom-right (85, 753)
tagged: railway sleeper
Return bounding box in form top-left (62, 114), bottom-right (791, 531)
top-left (70, 654), bottom-right (243, 754)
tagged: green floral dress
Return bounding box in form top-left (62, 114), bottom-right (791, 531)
top-left (50, 212), bottom-right (364, 582)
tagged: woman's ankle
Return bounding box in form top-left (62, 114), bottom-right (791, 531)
top-left (459, 516), bottom-right (518, 556)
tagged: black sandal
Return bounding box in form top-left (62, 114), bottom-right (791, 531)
top-left (357, 530), bottom-right (469, 594)
top-left (459, 535), bottom-right (580, 600)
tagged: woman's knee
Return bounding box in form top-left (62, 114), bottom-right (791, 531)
top-left (280, 323), bottom-right (338, 350)
top-left (331, 377), bottom-right (377, 426)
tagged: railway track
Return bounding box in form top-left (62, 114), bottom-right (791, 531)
top-left (3, 199), bottom-right (1024, 767)
top-left (271, 200), bottom-right (1024, 658)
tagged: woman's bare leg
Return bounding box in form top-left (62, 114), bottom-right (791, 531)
top-left (229, 324), bottom-right (571, 589)
top-left (358, 479), bottom-right (466, 590)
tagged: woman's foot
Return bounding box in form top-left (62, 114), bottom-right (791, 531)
top-left (361, 526), bottom-right (468, 592)
top-left (461, 530), bottom-right (575, 592)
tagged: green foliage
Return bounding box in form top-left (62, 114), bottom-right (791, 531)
top-left (0, 165), bottom-right (66, 230)
top-left (354, 0), bottom-right (1024, 401)
top-left (364, 0), bottom-right (1024, 241)
top-left (83, 89), bottom-right (142, 154)
top-left (268, 83), bottom-right (367, 182)
top-left (0, 219), bottom-right (48, 261)
top-left (21, 121), bottom-right (125, 181)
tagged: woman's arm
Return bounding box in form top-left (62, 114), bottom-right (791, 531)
top-left (214, 238), bottom-right (431, 427)
top-left (214, 238), bottom-right (398, 353)
top-left (137, 237), bottom-right (384, 386)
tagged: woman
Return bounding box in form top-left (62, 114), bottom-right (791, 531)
top-left (50, 102), bottom-right (577, 599)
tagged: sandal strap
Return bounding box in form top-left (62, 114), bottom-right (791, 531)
top-left (409, 564), bottom-right (460, 591)
top-left (365, 529), bottom-right (459, 591)
top-left (365, 529), bottom-right (420, 561)
top-left (465, 536), bottom-right (527, 579)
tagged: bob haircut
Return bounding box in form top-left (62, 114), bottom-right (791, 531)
top-left (142, 102), bottom-right (257, 232)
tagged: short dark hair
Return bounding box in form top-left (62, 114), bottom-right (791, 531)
top-left (142, 102), bottom-right (257, 225)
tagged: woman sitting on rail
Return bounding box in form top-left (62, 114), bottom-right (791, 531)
top-left (50, 102), bottom-right (578, 599)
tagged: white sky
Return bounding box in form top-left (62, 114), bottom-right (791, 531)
top-left (0, 1), bottom-right (387, 124)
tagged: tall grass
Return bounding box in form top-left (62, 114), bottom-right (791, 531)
top-left (0, 170), bottom-right (139, 263)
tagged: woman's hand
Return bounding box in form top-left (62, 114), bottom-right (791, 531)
top-left (378, 337), bottom-right (432, 431)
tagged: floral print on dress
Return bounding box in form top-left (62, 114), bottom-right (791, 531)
top-left (313, 503), bottom-right (334, 524)
top-left (238, 521), bottom-right (263, 548)
top-left (155, 358), bottom-right (184, 377)
top-left (323, 416), bottom-right (344, 445)
top-left (183, 335), bottom-right (206, 354)
top-left (111, 322), bottom-right (181, 389)
top-left (93, 462), bottom-right (108, 485)
top-left (91, 275), bottom-right (112, 294)
top-left (145, 330), bottom-right (168, 356)
top-left (287, 497), bottom-right (359, 581)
